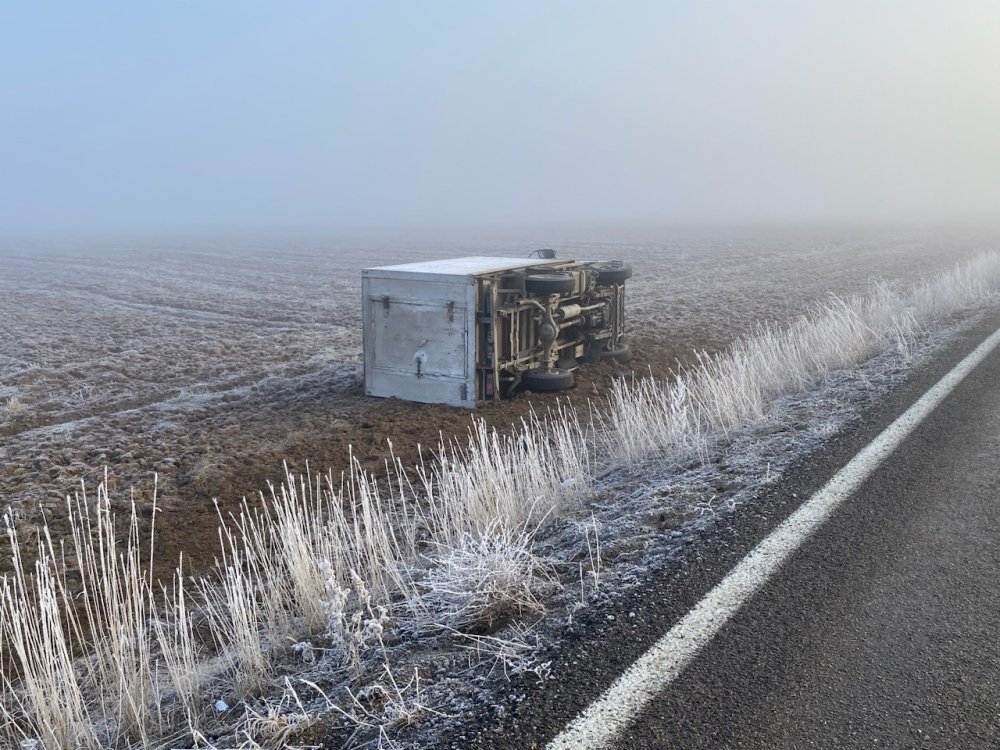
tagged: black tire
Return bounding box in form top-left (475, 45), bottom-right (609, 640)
top-left (521, 368), bottom-right (574, 392)
top-left (588, 261), bottom-right (632, 284)
top-left (600, 343), bottom-right (632, 363)
top-left (525, 273), bottom-right (575, 296)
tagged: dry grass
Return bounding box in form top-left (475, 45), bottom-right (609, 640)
top-left (3, 393), bottom-right (25, 420)
top-left (1, 252), bottom-right (999, 748)
top-left (0, 412), bottom-right (586, 747)
top-left (0, 482), bottom-right (171, 749)
top-left (598, 253), bottom-right (1000, 467)
top-left (417, 525), bottom-right (557, 632)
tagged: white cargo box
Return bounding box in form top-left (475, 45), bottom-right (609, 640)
top-left (362, 257), bottom-right (556, 408)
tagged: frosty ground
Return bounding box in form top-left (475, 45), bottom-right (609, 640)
top-left (1, 226), bottom-right (998, 747)
top-left (1, 226), bottom-right (991, 577)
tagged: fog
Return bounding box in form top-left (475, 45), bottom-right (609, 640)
top-left (2, 1), bottom-right (999, 236)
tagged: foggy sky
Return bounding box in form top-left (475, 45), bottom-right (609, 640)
top-left (2, 1), bottom-right (999, 236)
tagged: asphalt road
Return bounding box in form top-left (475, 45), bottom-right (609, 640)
top-left (452, 312), bottom-right (1000, 750)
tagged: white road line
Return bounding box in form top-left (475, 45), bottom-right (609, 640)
top-left (547, 325), bottom-right (1000, 750)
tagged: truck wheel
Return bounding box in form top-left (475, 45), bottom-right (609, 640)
top-left (600, 343), bottom-right (632, 363)
top-left (588, 261), bottom-right (632, 284)
top-left (522, 368), bottom-right (574, 392)
top-left (525, 273), bottom-right (575, 296)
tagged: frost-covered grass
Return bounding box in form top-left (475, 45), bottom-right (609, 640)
top-left (0, 410), bottom-right (591, 748)
top-left (2, 253), bottom-right (999, 748)
top-left (2, 392), bottom-right (25, 420)
top-left (598, 252), bottom-right (1000, 467)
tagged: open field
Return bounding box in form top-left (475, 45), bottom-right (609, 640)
top-left (2, 227), bottom-right (999, 747)
top-left (2, 226), bottom-right (995, 575)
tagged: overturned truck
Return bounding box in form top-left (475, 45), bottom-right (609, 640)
top-left (362, 254), bottom-right (631, 408)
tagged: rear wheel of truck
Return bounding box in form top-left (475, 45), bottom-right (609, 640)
top-left (588, 261), bottom-right (632, 285)
top-left (525, 273), bottom-right (575, 296)
top-left (600, 343), bottom-right (632, 363)
top-left (521, 368), bottom-right (574, 392)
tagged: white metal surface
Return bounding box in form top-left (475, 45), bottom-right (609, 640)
top-left (363, 268), bottom-right (479, 408)
top-left (367, 256), bottom-right (555, 277)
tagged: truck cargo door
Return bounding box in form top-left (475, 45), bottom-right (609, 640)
top-left (369, 299), bottom-right (468, 379)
